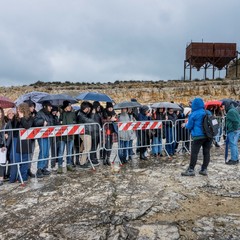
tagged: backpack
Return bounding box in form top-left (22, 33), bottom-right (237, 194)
top-left (202, 111), bottom-right (219, 139)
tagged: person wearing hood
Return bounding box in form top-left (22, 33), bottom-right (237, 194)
top-left (181, 97), bottom-right (212, 176)
top-left (223, 102), bottom-right (240, 165)
top-left (34, 101), bottom-right (54, 178)
top-left (137, 105), bottom-right (151, 160)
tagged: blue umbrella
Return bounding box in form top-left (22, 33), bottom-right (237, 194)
top-left (15, 91), bottom-right (50, 111)
top-left (76, 92), bottom-right (113, 102)
top-left (38, 94), bottom-right (78, 106)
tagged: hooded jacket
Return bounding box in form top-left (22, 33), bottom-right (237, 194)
top-left (185, 98), bottom-right (209, 138)
top-left (225, 104), bottom-right (240, 132)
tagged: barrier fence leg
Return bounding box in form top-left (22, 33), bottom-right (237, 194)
top-left (17, 164), bottom-right (24, 185)
top-left (88, 153), bottom-right (95, 171)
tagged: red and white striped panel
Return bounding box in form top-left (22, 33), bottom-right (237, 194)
top-left (118, 121), bottom-right (162, 131)
top-left (20, 125), bottom-right (85, 140)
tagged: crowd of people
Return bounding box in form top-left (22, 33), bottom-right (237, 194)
top-left (0, 96), bottom-right (239, 186)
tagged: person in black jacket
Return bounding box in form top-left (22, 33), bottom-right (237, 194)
top-left (50, 106), bottom-right (61, 169)
top-left (34, 101), bottom-right (53, 178)
top-left (89, 101), bottom-right (103, 165)
top-left (77, 101), bottom-right (95, 168)
top-left (164, 108), bottom-right (177, 159)
top-left (9, 103), bottom-right (33, 183)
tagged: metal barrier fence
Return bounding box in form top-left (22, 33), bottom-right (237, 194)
top-left (102, 117), bottom-right (226, 164)
top-left (103, 119), bottom-right (185, 164)
top-left (0, 117), bottom-right (227, 184)
top-left (0, 123), bottom-right (101, 184)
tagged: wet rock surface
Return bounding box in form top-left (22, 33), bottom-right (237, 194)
top-left (0, 145), bottom-right (240, 239)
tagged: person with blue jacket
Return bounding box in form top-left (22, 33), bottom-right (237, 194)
top-left (181, 98), bottom-right (212, 176)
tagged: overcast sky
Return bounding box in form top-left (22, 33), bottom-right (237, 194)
top-left (0, 0), bottom-right (239, 86)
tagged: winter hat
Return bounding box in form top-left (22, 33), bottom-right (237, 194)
top-left (141, 105), bottom-right (149, 113)
top-left (51, 106), bottom-right (58, 112)
top-left (62, 100), bottom-right (71, 109)
top-left (42, 101), bottom-right (52, 108)
top-left (106, 102), bottom-right (113, 108)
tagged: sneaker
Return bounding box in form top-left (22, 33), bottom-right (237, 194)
top-left (66, 165), bottom-right (74, 171)
top-left (42, 169), bottom-right (51, 175)
top-left (181, 168), bottom-right (195, 176)
top-left (36, 169), bottom-right (44, 178)
top-left (0, 180), bottom-right (3, 186)
top-left (79, 163), bottom-right (91, 169)
top-left (199, 169), bottom-right (208, 176)
top-left (226, 160), bottom-right (239, 165)
top-left (57, 167), bottom-right (63, 174)
top-left (215, 142), bottom-right (220, 147)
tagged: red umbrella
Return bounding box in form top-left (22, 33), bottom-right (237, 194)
top-left (0, 96), bottom-right (15, 108)
top-left (205, 100), bottom-right (222, 109)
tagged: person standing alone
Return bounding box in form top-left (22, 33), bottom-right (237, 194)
top-left (181, 98), bottom-right (212, 176)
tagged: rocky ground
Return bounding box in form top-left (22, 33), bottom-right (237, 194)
top-left (0, 144), bottom-right (240, 240)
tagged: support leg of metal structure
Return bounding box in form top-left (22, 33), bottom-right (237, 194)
top-left (184, 60), bottom-right (186, 80)
top-left (190, 63), bottom-right (192, 80)
top-left (236, 52), bottom-right (239, 78)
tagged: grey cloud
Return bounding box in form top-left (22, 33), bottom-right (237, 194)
top-left (0, 0), bottom-right (239, 85)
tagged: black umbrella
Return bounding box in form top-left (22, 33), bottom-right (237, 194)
top-left (114, 101), bottom-right (141, 109)
top-left (38, 94), bottom-right (78, 106)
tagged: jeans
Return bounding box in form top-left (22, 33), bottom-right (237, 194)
top-left (152, 136), bottom-right (162, 155)
top-left (129, 139), bottom-right (134, 155)
top-left (118, 140), bottom-right (130, 161)
top-left (228, 130), bottom-right (240, 161)
top-left (90, 135), bottom-right (100, 161)
top-left (165, 127), bottom-right (175, 155)
top-left (58, 139), bottom-right (74, 167)
top-left (189, 138), bottom-right (212, 170)
top-left (103, 134), bottom-right (113, 160)
top-left (9, 138), bottom-right (30, 182)
top-left (37, 138), bottom-right (50, 170)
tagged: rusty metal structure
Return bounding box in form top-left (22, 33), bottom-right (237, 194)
top-left (184, 42), bottom-right (238, 80)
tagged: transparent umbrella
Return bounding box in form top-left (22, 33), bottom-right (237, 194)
top-left (114, 101), bottom-right (141, 109)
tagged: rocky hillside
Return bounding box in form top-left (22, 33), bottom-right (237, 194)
top-left (0, 78), bottom-right (240, 105)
